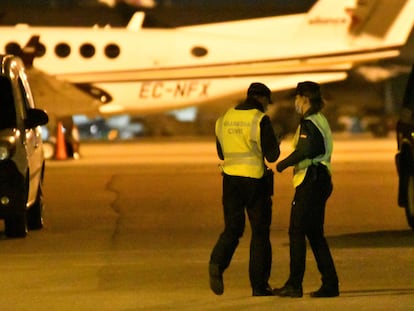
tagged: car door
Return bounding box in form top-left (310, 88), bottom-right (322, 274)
top-left (16, 73), bottom-right (44, 206)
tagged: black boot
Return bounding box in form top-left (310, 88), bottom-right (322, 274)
top-left (310, 284), bottom-right (339, 298)
top-left (209, 263), bottom-right (224, 295)
top-left (252, 284), bottom-right (275, 296)
top-left (273, 284), bottom-right (303, 298)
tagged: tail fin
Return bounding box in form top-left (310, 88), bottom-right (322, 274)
top-left (127, 12), bottom-right (145, 31)
top-left (184, 0), bottom-right (414, 52)
top-left (306, 0), bottom-right (414, 48)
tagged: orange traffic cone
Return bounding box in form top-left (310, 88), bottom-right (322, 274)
top-left (54, 122), bottom-right (68, 160)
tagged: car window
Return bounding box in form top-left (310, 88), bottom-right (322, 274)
top-left (0, 76), bottom-right (16, 129)
top-left (402, 65), bottom-right (414, 110)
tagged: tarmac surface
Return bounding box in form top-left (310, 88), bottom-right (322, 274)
top-left (1, 134), bottom-right (414, 310)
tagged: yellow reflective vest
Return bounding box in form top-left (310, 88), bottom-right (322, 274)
top-left (292, 112), bottom-right (333, 187)
top-left (216, 108), bottom-right (266, 178)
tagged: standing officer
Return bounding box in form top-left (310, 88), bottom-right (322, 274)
top-left (274, 81), bottom-right (339, 298)
top-left (209, 82), bottom-right (280, 296)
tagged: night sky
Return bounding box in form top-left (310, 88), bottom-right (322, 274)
top-left (0, 0), bottom-right (317, 27)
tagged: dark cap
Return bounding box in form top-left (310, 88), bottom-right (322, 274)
top-left (247, 82), bottom-right (272, 103)
top-left (296, 81), bottom-right (321, 101)
top-left (296, 81), bottom-right (324, 110)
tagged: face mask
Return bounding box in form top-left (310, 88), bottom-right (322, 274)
top-left (295, 97), bottom-right (303, 114)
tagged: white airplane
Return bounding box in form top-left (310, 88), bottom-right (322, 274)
top-left (0, 0), bottom-right (413, 120)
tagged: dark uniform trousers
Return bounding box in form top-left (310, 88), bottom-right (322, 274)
top-left (210, 173), bottom-right (273, 290)
top-left (287, 164), bottom-right (338, 288)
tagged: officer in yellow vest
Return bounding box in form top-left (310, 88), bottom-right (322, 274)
top-left (274, 81), bottom-right (339, 298)
top-left (209, 82), bottom-right (280, 296)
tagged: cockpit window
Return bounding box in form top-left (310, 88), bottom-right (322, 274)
top-left (0, 76), bottom-right (16, 129)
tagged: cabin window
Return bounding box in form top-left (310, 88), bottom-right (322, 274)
top-left (105, 44), bottom-right (120, 59)
top-left (80, 43), bottom-right (95, 58)
top-left (5, 42), bottom-right (22, 56)
top-left (36, 43), bottom-right (46, 57)
top-left (55, 43), bottom-right (71, 58)
top-left (191, 46), bottom-right (208, 57)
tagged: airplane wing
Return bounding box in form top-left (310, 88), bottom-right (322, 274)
top-left (26, 68), bottom-right (102, 119)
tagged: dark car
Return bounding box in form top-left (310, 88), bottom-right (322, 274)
top-left (396, 64), bottom-right (414, 229)
top-left (0, 55), bottom-right (49, 238)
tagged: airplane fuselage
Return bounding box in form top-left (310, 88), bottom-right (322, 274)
top-left (0, 0), bottom-right (413, 115)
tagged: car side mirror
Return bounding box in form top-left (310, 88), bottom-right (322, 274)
top-left (25, 108), bottom-right (49, 128)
